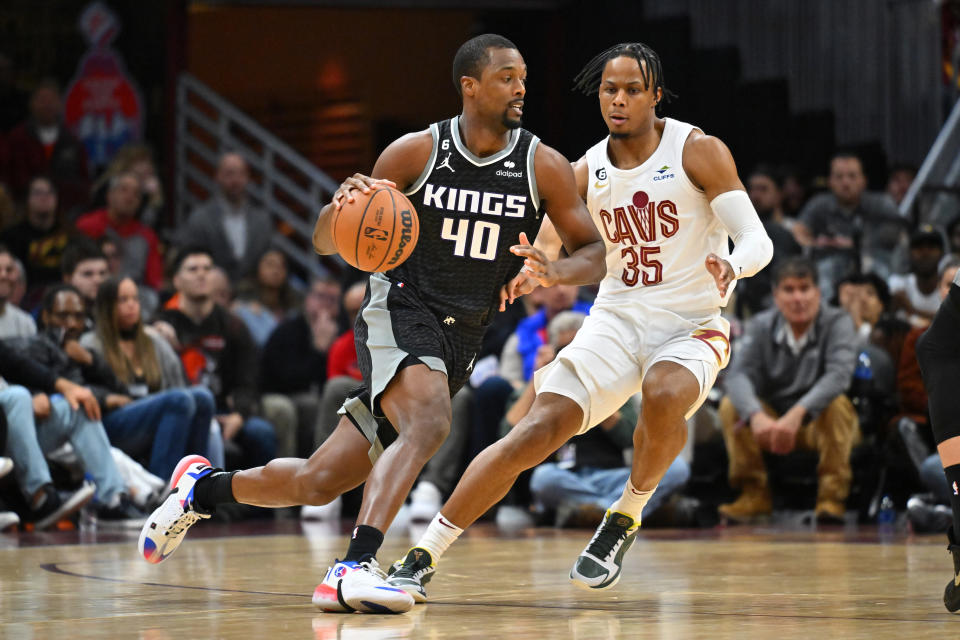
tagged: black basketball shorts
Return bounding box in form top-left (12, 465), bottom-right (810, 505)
top-left (338, 271), bottom-right (485, 463)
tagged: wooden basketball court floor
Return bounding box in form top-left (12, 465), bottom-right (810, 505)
top-left (1, 519), bottom-right (957, 639)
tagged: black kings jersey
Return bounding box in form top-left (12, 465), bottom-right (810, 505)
top-left (393, 117), bottom-right (543, 326)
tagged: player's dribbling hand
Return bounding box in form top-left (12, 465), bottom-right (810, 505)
top-left (705, 253), bottom-right (735, 297)
top-left (511, 232), bottom-right (559, 288)
top-left (332, 174), bottom-right (397, 211)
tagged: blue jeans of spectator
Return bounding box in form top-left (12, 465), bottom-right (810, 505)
top-left (920, 453), bottom-right (952, 504)
top-left (234, 416), bottom-right (276, 468)
top-left (1, 386), bottom-right (126, 503)
top-left (530, 455), bottom-right (691, 520)
top-left (103, 388), bottom-right (214, 480)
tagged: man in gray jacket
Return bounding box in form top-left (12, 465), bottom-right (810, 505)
top-left (719, 256), bottom-right (859, 524)
top-left (176, 152), bottom-right (274, 282)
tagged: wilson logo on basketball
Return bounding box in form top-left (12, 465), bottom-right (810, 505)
top-left (386, 208), bottom-right (415, 266)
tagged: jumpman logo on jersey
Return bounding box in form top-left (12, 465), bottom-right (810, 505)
top-left (436, 153), bottom-right (455, 172)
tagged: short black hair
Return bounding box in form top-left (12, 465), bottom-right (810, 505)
top-left (747, 164), bottom-right (784, 189)
top-left (773, 256), bottom-right (818, 288)
top-left (28, 174), bottom-right (56, 193)
top-left (171, 245), bottom-right (214, 276)
top-left (452, 34), bottom-right (518, 97)
top-left (61, 238), bottom-right (106, 277)
top-left (887, 163), bottom-right (917, 178)
top-left (861, 272), bottom-right (891, 309)
top-left (572, 42), bottom-right (676, 111)
top-left (42, 283), bottom-right (82, 313)
top-left (831, 272), bottom-right (890, 309)
top-left (830, 149), bottom-right (863, 170)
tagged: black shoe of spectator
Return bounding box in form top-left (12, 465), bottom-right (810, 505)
top-left (907, 493), bottom-right (952, 533)
top-left (31, 482), bottom-right (96, 530)
top-left (91, 494), bottom-right (148, 529)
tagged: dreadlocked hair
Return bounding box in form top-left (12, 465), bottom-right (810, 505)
top-left (572, 42), bottom-right (676, 109)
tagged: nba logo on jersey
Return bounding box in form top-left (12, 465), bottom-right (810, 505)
top-left (953, 481), bottom-right (958, 496)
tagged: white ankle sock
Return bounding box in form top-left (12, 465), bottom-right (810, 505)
top-left (609, 478), bottom-right (656, 522)
top-left (416, 512), bottom-right (463, 563)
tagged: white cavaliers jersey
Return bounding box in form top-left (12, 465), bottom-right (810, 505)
top-left (585, 117), bottom-right (733, 318)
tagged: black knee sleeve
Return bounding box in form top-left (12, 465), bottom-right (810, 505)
top-left (917, 284), bottom-right (960, 444)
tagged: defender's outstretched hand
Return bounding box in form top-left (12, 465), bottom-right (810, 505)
top-left (511, 232), bottom-right (560, 289)
top-left (498, 271), bottom-right (537, 311)
top-left (705, 253), bottom-right (735, 297)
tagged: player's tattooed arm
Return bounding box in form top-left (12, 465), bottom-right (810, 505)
top-left (312, 130), bottom-right (432, 255)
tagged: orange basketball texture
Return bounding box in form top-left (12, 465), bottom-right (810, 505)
top-left (332, 186), bottom-right (420, 272)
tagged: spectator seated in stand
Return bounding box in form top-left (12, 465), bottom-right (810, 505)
top-left (885, 163), bottom-right (916, 208)
top-left (174, 152), bottom-right (274, 282)
top-left (0, 176), bottom-right (70, 309)
top-left (793, 150), bottom-right (909, 298)
top-left (6, 79), bottom-right (89, 217)
top-left (80, 277), bottom-right (218, 477)
top-left (61, 237), bottom-right (109, 325)
top-left (88, 144), bottom-right (165, 230)
top-left (0, 245), bottom-right (35, 338)
top-left (75, 172), bottom-right (163, 291)
top-left (155, 246), bottom-right (276, 472)
top-left (888, 225), bottom-right (947, 328)
top-left (834, 272), bottom-right (891, 347)
top-left (233, 248), bottom-right (302, 347)
top-left (718, 257), bottom-right (859, 524)
top-left (0, 325), bottom-right (144, 527)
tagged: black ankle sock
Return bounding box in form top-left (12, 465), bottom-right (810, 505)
top-left (945, 464), bottom-right (960, 539)
top-left (193, 471), bottom-right (237, 512)
top-left (343, 525), bottom-right (384, 563)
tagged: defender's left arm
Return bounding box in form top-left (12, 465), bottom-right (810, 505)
top-left (527, 144), bottom-right (606, 286)
top-left (683, 133), bottom-right (773, 296)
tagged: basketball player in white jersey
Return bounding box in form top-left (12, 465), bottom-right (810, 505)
top-left (379, 42), bottom-right (773, 604)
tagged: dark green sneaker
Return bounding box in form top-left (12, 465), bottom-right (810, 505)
top-left (946, 526), bottom-right (960, 613)
top-left (386, 547), bottom-right (435, 603)
top-left (569, 510), bottom-right (639, 590)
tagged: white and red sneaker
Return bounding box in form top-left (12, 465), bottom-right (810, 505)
top-left (138, 455), bottom-right (213, 564)
top-left (313, 559), bottom-right (414, 614)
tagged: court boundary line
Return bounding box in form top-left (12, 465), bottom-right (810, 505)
top-left (38, 562), bottom-right (953, 624)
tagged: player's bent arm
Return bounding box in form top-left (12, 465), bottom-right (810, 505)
top-left (531, 215), bottom-right (564, 260)
top-left (312, 130), bottom-right (434, 255)
top-left (683, 134), bottom-right (773, 279)
top-left (534, 144), bottom-right (606, 285)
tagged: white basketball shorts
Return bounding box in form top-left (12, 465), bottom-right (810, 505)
top-left (534, 302), bottom-right (730, 434)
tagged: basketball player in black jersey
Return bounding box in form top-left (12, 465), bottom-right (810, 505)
top-left (137, 34), bottom-right (604, 614)
top-left (916, 268), bottom-right (960, 612)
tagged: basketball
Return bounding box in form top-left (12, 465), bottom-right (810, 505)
top-left (332, 186), bottom-right (420, 272)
